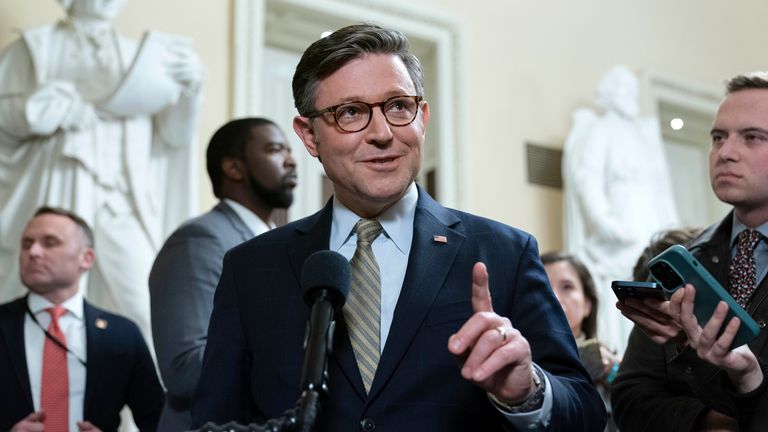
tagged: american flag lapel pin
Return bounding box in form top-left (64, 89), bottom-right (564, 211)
top-left (433, 235), bottom-right (448, 244)
top-left (95, 318), bottom-right (108, 329)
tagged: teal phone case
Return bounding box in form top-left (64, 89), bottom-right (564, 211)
top-left (649, 244), bottom-right (760, 350)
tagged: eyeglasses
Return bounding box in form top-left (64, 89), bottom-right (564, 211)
top-left (306, 95), bottom-right (423, 133)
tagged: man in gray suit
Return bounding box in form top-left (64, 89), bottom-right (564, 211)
top-left (149, 118), bottom-right (297, 430)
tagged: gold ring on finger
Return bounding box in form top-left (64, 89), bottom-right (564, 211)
top-left (495, 326), bottom-right (508, 343)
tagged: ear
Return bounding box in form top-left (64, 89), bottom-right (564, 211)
top-left (80, 247), bottom-right (96, 272)
top-left (418, 101), bottom-right (431, 137)
top-left (221, 157), bottom-right (245, 181)
top-left (293, 115), bottom-right (320, 158)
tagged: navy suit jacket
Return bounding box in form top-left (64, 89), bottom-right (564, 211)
top-left (0, 297), bottom-right (164, 431)
top-left (192, 188), bottom-right (605, 431)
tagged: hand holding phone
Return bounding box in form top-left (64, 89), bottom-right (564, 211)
top-left (649, 245), bottom-right (760, 350)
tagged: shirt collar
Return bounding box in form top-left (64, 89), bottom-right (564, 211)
top-left (730, 213), bottom-right (768, 247)
top-left (27, 289), bottom-right (84, 321)
top-left (223, 198), bottom-right (275, 236)
top-left (330, 182), bottom-right (418, 255)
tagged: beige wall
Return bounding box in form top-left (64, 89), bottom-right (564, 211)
top-left (2, 0), bottom-right (765, 252)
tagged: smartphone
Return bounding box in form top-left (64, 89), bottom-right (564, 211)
top-left (648, 244), bottom-right (760, 350)
top-left (611, 280), bottom-right (665, 301)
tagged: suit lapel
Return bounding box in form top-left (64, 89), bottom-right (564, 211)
top-left (217, 201), bottom-right (255, 242)
top-left (287, 200), bottom-right (334, 285)
top-left (0, 297), bottom-right (33, 409)
top-left (83, 301), bottom-right (108, 417)
top-left (367, 189), bottom-right (464, 401)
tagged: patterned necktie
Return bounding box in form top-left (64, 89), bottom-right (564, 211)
top-left (729, 229), bottom-right (763, 308)
top-left (41, 305), bottom-right (69, 432)
top-left (345, 219), bottom-right (383, 393)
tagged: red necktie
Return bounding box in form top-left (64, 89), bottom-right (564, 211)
top-left (41, 305), bottom-right (69, 432)
top-left (729, 229), bottom-right (763, 308)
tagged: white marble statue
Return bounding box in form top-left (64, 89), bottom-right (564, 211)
top-left (562, 65), bottom-right (678, 354)
top-left (0, 0), bottom-right (203, 347)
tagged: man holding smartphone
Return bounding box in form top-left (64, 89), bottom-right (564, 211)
top-left (613, 72), bottom-right (768, 432)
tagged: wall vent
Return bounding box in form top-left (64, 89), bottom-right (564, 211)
top-left (526, 142), bottom-right (562, 189)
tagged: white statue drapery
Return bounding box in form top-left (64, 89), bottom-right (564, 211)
top-left (563, 65), bottom-right (679, 354)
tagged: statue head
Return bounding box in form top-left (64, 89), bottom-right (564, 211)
top-left (595, 65), bottom-right (640, 119)
top-left (58, 0), bottom-right (127, 21)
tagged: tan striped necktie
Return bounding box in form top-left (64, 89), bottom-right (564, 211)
top-left (345, 218), bottom-right (383, 393)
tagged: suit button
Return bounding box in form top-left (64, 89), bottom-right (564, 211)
top-left (360, 418), bottom-right (375, 431)
top-left (759, 320), bottom-right (766, 329)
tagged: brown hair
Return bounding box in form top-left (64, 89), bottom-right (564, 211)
top-left (541, 251), bottom-right (598, 339)
top-left (632, 228), bottom-right (702, 282)
top-left (33, 206), bottom-right (94, 247)
top-left (292, 23), bottom-right (424, 117)
top-left (726, 72), bottom-right (768, 94)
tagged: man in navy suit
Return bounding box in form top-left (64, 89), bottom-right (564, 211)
top-left (0, 207), bottom-right (163, 431)
top-left (192, 24), bottom-right (605, 431)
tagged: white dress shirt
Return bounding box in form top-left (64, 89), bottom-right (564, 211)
top-left (224, 198), bottom-right (276, 237)
top-left (25, 290), bottom-right (87, 431)
top-left (329, 183), bottom-right (552, 430)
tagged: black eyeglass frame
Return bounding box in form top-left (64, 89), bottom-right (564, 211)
top-left (305, 95), bottom-right (424, 133)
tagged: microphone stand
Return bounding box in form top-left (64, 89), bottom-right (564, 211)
top-left (194, 291), bottom-right (337, 432)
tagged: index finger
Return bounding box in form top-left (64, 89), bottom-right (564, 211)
top-left (472, 262), bottom-right (493, 313)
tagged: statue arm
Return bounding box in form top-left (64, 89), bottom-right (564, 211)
top-left (0, 40), bottom-right (96, 143)
top-left (153, 41), bottom-right (204, 147)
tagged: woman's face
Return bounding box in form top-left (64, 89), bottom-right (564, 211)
top-left (545, 261), bottom-right (592, 338)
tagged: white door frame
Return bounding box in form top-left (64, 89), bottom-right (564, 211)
top-left (639, 71), bottom-right (729, 226)
top-left (233, 0), bottom-right (470, 211)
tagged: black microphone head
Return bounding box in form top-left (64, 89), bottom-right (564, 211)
top-left (301, 250), bottom-right (350, 310)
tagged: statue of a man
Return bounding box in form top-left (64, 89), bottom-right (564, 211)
top-left (0, 0), bottom-right (203, 346)
top-left (562, 65), bottom-right (678, 354)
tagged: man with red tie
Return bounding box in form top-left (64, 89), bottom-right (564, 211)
top-left (0, 207), bottom-right (163, 431)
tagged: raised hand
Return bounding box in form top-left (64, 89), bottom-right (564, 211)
top-left (448, 262), bottom-right (538, 404)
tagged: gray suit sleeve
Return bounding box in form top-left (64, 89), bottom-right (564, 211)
top-left (149, 224), bottom-right (226, 398)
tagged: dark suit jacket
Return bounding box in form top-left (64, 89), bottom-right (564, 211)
top-left (612, 212), bottom-right (768, 432)
top-left (150, 201), bottom-right (255, 431)
top-left (0, 297), bottom-right (164, 431)
top-left (192, 188), bottom-right (605, 431)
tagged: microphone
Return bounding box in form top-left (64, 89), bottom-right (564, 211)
top-left (192, 252), bottom-right (350, 432)
top-left (300, 250), bottom-right (350, 393)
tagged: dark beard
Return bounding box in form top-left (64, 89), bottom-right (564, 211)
top-left (249, 174), bottom-right (294, 209)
